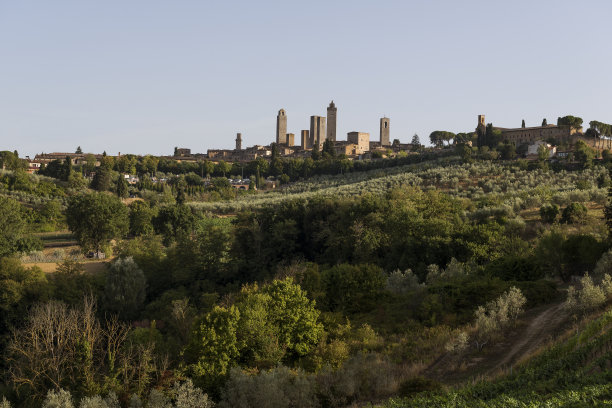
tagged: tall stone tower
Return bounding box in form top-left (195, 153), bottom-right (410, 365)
top-left (286, 133), bottom-right (295, 146)
top-left (327, 101), bottom-right (337, 142)
top-left (235, 133), bottom-right (242, 150)
top-left (380, 117), bottom-right (390, 146)
top-left (276, 109), bottom-right (287, 145)
top-left (301, 130), bottom-right (310, 149)
top-left (310, 116), bottom-right (326, 148)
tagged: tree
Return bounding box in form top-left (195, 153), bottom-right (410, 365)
top-left (66, 192), bottom-right (129, 254)
top-left (185, 305), bottom-right (241, 390)
top-left (537, 143), bottom-right (549, 161)
top-left (574, 140), bottom-right (595, 168)
top-left (0, 196), bottom-right (26, 257)
top-left (129, 200), bottom-right (155, 236)
top-left (521, 119), bottom-right (525, 128)
top-left (104, 257), bottom-right (147, 320)
top-left (116, 175), bottom-right (129, 198)
top-left (411, 134), bottom-right (421, 151)
top-left (557, 115), bottom-right (583, 131)
top-left (429, 131), bottom-right (455, 147)
top-left (216, 161), bottom-right (232, 178)
top-left (152, 204), bottom-right (196, 245)
top-left (260, 278), bottom-right (323, 357)
top-left (75, 146), bottom-right (83, 154)
top-left (322, 139), bottom-right (336, 159)
top-left (91, 166), bottom-right (112, 192)
top-left (539, 204), bottom-right (559, 223)
top-left (62, 156), bottom-right (72, 181)
top-left (311, 143), bottom-right (321, 160)
top-left (542, 118), bottom-right (548, 126)
top-left (561, 202), bottom-right (587, 224)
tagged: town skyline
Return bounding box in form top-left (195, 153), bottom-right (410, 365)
top-left (2, 1), bottom-right (611, 157)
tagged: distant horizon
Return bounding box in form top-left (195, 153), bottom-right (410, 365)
top-left (2, 0), bottom-right (611, 157)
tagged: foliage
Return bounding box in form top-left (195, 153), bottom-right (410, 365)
top-left (0, 196), bottom-right (26, 257)
top-left (66, 192), bottom-right (129, 253)
top-left (561, 202), bottom-right (587, 224)
top-left (104, 257), bottom-right (147, 320)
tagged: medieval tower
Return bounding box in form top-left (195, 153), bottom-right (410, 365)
top-left (301, 130), bottom-right (310, 149)
top-left (327, 101), bottom-right (337, 142)
top-left (380, 117), bottom-right (390, 146)
top-left (276, 109), bottom-right (287, 145)
top-left (235, 133), bottom-right (242, 150)
top-left (310, 116), bottom-right (326, 148)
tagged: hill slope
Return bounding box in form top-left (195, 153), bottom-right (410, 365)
top-left (382, 307), bottom-right (612, 407)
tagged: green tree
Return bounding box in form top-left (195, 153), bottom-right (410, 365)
top-left (186, 305), bottom-right (241, 390)
top-left (574, 140), bottom-right (595, 168)
top-left (152, 204), bottom-right (196, 245)
top-left (261, 278), bottom-right (323, 357)
top-left (91, 166), bottom-right (112, 192)
top-left (557, 115), bottom-right (583, 131)
top-left (311, 143), bottom-right (321, 160)
top-left (539, 204), bottom-right (559, 223)
top-left (128, 200), bottom-right (155, 236)
top-left (75, 146), bottom-right (83, 154)
top-left (216, 161), bottom-right (232, 178)
top-left (116, 175), bottom-right (129, 198)
top-left (321, 264), bottom-right (386, 313)
top-left (322, 139), bottom-right (336, 159)
top-left (66, 192), bottom-right (129, 254)
top-left (62, 156), bottom-right (72, 181)
top-left (561, 202), bottom-right (588, 224)
top-left (104, 257), bottom-right (147, 320)
top-left (542, 118), bottom-right (548, 126)
top-left (522, 119), bottom-right (525, 128)
top-left (0, 196), bottom-right (26, 257)
top-left (0, 258), bottom-right (49, 334)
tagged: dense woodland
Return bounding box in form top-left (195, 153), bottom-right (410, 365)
top-left (1, 136), bottom-right (612, 407)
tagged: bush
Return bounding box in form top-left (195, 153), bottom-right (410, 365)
top-left (561, 202), bottom-right (587, 224)
top-left (397, 376), bottom-right (443, 397)
top-left (539, 204), bottom-right (559, 223)
top-left (565, 274), bottom-right (606, 315)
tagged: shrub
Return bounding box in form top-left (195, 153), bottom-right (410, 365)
top-left (561, 202), bottom-right (587, 224)
top-left (539, 204), bottom-right (559, 223)
top-left (397, 376), bottom-right (443, 397)
top-left (565, 274), bottom-right (606, 315)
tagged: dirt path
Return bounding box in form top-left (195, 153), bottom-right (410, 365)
top-left (424, 301), bottom-right (570, 383)
top-left (493, 302), bottom-right (567, 371)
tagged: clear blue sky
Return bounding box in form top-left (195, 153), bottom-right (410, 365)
top-left (1, 0), bottom-right (611, 157)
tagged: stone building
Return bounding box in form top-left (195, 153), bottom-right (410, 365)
top-left (310, 116), bottom-right (326, 148)
top-left (235, 133), bottom-right (242, 150)
top-left (286, 133), bottom-right (295, 146)
top-left (380, 117), bottom-right (390, 146)
top-left (301, 130), bottom-right (310, 149)
top-left (276, 109), bottom-right (287, 145)
top-left (327, 101), bottom-right (337, 142)
top-left (347, 132), bottom-right (370, 154)
top-left (476, 115), bottom-right (578, 146)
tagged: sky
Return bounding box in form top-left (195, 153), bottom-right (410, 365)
top-left (1, 0), bottom-right (611, 157)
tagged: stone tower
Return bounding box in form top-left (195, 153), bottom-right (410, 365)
top-left (310, 116), bottom-right (326, 148)
top-left (380, 117), bottom-right (390, 146)
top-left (327, 101), bottom-right (337, 142)
top-left (286, 133), bottom-right (295, 146)
top-left (276, 109), bottom-right (287, 145)
top-left (235, 133), bottom-right (242, 150)
top-left (301, 130), bottom-right (310, 149)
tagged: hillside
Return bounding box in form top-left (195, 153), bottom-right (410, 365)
top-left (382, 307), bottom-right (612, 407)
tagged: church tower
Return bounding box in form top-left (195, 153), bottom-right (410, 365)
top-left (327, 101), bottom-right (337, 142)
top-left (380, 117), bottom-right (390, 146)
